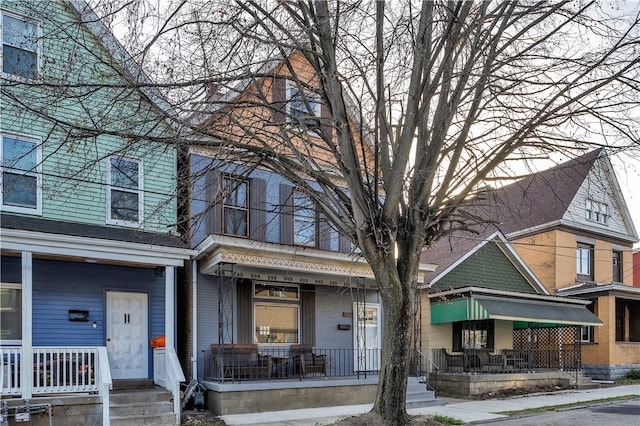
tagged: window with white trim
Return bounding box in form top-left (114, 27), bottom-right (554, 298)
top-left (253, 283), bottom-right (300, 344)
top-left (287, 80), bottom-right (321, 132)
top-left (0, 283), bottom-right (22, 343)
top-left (293, 190), bottom-right (316, 247)
top-left (107, 156), bottom-right (143, 226)
top-left (576, 242), bottom-right (594, 281)
top-left (1, 11), bottom-right (41, 80)
top-left (586, 199), bottom-right (608, 224)
top-left (1, 132), bottom-right (41, 214)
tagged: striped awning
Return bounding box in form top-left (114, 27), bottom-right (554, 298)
top-left (431, 295), bottom-right (602, 327)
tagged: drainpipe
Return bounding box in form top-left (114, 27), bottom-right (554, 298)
top-left (191, 261), bottom-right (198, 379)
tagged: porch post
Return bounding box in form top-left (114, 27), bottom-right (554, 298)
top-left (165, 266), bottom-right (175, 350)
top-left (21, 251), bottom-right (33, 399)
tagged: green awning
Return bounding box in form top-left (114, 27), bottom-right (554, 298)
top-left (431, 295), bottom-right (602, 327)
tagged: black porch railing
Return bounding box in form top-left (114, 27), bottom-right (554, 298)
top-left (201, 347), bottom-right (382, 382)
top-left (434, 347), bottom-right (581, 373)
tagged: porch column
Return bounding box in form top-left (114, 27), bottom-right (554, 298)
top-left (21, 251), bottom-right (33, 399)
top-left (165, 266), bottom-right (175, 350)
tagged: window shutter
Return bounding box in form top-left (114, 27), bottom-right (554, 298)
top-left (250, 177), bottom-right (266, 241)
top-left (452, 322), bottom-right (462, 352)
top-left (280, 183), bottom-right (294, 245)
top-left (302, 285), bottom-right (316, 345)
top-left (237, 279), bottom-right (253, 344)
top-left (339, 232), bottom-right (352, 253)
top-left (272, 77), bottom-right (287, 125)
top-left (318, 213), bottom-right (332, 251)
top-left (206, 169), bottom-right (222, 234)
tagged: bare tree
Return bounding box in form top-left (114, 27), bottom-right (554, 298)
top-left (5, 0), bottom-right (639, 424)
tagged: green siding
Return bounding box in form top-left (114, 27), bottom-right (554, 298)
top-left (432, 243), bottom-right (538, 294)
top-left (1, 0), bottom-right (177, 233)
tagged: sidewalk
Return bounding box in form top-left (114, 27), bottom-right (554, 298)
top-left (220, 384), bottom-right (640, 425)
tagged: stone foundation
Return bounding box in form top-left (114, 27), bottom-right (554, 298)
top-left (432, 371), bottom-right (578, 396)
top-left (0, 395), bottom-right (102, 426)
top-left (582, 363), bottom-right (640, 381)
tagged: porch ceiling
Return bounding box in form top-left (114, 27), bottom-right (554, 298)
top-left (431, 294), bottom-right (603, 327)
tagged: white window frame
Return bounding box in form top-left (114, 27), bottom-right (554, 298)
top-left (586, 199), bottom-right (608, 225)
top-left (286, 80), bottom-right (322, 133)
top-left (106, 155), bottom-right (144, 227)
top-left (0, 131), bottom-right (42, 215)
top-left (0, 283), bottom-right (22, 344)
top-left (580, 326), bottom-right (593, 343)
top-left (1, 10), bottom-right (42, 81)
top-left (576, 244), bottom-right (593, 278)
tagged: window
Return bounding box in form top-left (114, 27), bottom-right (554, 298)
top-left (253, 283), bottom-right (299, 344)
top-left (581, 300), bottom-right (596, 343)
top-left (452, 320), bottom-right (495, 351)
top-left (287, 80), bottom-right (321, 132)
top-left (1, 133), bottom-right (41, 214)
top-left (222, 175), bottom-right (248, 237)
top-left (586, 199), bottom-right (608, 225)
top-left (293, 190), bottom-right (316, 246)
top-left (576, 243), bottom-right (594, 281)
top-left (0, 284), bottom-right (22, 343)
top-left (612, 250), bottom-right (622, 283)
top-left (107, 156), bottom-right (143, 226)
top-left (2, 11), bottom-right (40, 80)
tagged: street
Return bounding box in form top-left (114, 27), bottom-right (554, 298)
top-left (485, 399), bottom-right (640, 425)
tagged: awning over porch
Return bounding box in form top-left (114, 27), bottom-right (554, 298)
top-left (431, 294), bottom-right (602, 327)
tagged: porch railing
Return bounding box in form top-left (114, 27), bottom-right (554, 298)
top-left (433, 347), bottom-right (581, 373)
top-left (153, 347), bottom-right (185, 425)
top-left (414, 349), bottom-right (437, 396)
top-left (202, 347), bottom-right (382, 382)
top-left (1, 346), bottom-right (99, 395)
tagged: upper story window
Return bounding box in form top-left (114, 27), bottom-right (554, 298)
top-left (107, 156), bottom-right (143, 227)
top-left (2, 11), bottom-right (41, 80)
top-left (222, 175), bottom-right (249, 237)
top-left (287, 80), bottom-right (321, 132)
top-left (612, 250), bottom-right (622, 283)
top-left (293, 190), bottom-right (316, 246)
top-left (576, 242), bottom-right (594, 281)
top-left (586, 199), bottom-right (608, 225)
top-left (1, 132), bottom-right (41, 214)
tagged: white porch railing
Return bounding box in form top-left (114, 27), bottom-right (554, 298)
top-left (1, 346), bottom-right (104, 396)
top-left (97, 347), bottom-right (112, 426)
top-left (153, 347), bottom-right (185, 425)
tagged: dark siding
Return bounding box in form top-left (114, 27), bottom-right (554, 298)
top-left (280, 183), bottom-right (293, 245)
top-left (206, 169), bottom-right (222, 234)
top-left (301, 285), bottom-right (316, 345)
top-left (250, 177), bottom-right (266, 241)
top-left (236, 280), bottom-right (253, 344)
top-left (272, 77), bottom-right (286, 124)
top-left (433, 244), bottom-right (538, 294)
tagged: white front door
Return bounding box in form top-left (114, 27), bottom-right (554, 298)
top-left (106, 291), bottom-right (149, 379)
top-left (353, 303), bottom-right (381, 372)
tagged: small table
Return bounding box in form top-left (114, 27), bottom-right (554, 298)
top-left (272, 357), bottom-right (289, 378)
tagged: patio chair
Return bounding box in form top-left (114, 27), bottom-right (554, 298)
top-left (291, 344), bottom-right (327, 379)
top-left (441, 348), bottom-right (464, 372)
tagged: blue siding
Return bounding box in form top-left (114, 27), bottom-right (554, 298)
top-left (190, 154), bottom-right (342, 250)
top-left (31, 259), bottom-right (165, 348)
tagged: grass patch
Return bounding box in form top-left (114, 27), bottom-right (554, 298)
top-left (495, 395), bottom-right (638, 416)
top-left (433, 415), bottom-right (464, 425)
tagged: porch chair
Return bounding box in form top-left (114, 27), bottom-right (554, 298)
top-left (441, 348), bottom-right (464, 372)
top-left (291, 344), bottom-right (327, 380)
top-left (473, 349), bottom-right (503, 371)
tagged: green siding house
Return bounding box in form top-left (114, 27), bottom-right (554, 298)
top-left (1, 1), bottom-right (191, 424)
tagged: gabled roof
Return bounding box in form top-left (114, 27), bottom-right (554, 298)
top-left (467, 148), bottom-right (637, 243)
top-left (420, 229), bottom-right (548, 295)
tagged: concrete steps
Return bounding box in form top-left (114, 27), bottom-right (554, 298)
top-left (406, 377), bottom-right (438, 409)
top-left (110, 387), bottom-right (177, 425)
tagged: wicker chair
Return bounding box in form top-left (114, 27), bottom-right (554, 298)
top-left (291, 344), bottom-right (327, 379)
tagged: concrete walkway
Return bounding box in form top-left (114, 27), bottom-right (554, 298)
top-left (220, 384), bottom-right (640, 425)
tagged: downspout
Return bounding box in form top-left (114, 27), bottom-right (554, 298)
top-left (191, 260), bottom-right (198, 379)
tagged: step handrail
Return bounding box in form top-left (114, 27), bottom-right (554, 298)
top-left (415, 349), bottom-right (438, 397)
top-left (97, 347), bottom-right (112, 426)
